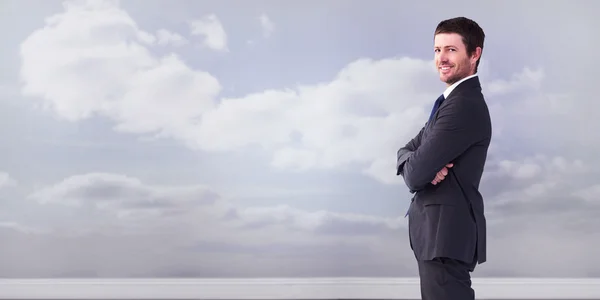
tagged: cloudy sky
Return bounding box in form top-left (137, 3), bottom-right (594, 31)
top-left (1, 0), bottom-right (599, 278)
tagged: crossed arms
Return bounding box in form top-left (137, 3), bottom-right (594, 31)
top-left (396, 97), bottom-right (480, 192)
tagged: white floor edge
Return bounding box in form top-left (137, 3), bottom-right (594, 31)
top-left (1, 277), bottom-right (599, 299)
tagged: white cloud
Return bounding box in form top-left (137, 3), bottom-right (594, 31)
top-left (6, 0), bottom-right (600, 279)
top-left (483, 154), bottom-right (591, 204)
top-left (26, 172), bottom-right (404, 236)
top-left (485, 66), bottom-right (544, 96)
top-left (19, 1), bottom-right (563, 187)
top-left (19, 0), bottom-right (221, 131)
top-left (3, 164), bottom-right (600, 277)
top-left (474, 153), bottom-right (600, 277)
top-left (498, 160), bottom-right (541, 180)
top-left (155, 29), bottom-right (188, 47)
top-left (0, 171), bottom-right (414, 277)
top-left (259, 13), bottom-right (275, 38)
top-left (0, 172), bottom-right (17, 189)
top-left (189, 14), bottom-right (228, 51)
top-left (233, 204), bottom-right (405, 234)
top-left (0, 222), bottom-right (46, 234)
top-left (28, 172), bottom-right (218, 209)
top-left (574, 184), bottom-right (600, 203)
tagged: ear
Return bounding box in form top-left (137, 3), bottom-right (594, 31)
top-left (471, 47), bottom-right (482, 63)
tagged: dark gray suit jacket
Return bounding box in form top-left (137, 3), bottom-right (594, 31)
top-left (396, 76), bottom-right (491, 264)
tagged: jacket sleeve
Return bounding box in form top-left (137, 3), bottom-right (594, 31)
top-left (396, 125), bottom-right (425, 176)
top-left (399, 97), bottom-right (483, 192)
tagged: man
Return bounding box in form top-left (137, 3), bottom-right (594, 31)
top-left (396, 17), bottom-right (491, 300)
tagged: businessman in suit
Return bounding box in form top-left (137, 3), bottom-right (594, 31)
top-left (396, 17), bottom-right (491, 300)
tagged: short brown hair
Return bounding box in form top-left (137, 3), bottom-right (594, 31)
top-left (435, 17), bottom-right (485, 72)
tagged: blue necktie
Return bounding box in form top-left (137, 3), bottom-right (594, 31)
top-left (428, 94), bottom-right (445, 122)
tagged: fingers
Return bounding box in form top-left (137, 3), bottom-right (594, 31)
top-left (440, 167), bottom-right (448, 176)
top-left (436, 170), bottom-right (445, 181)
top-left (431, 164), bottom-right (453, 185)
top-left (431, 169), bottom-right (444, 185)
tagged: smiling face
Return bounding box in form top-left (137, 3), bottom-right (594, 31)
top-left (434, 32), bottom-right (481, 86)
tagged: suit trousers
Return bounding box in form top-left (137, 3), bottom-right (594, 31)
top-left (417, 256), bottom-right (478, 300)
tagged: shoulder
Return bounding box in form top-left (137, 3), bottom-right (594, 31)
top-left (441, 92), bottom-right (490, 129)
top-left (447, 84), bottom-right (487, 110)
top-left (445, 92), bottom-right (484, 112)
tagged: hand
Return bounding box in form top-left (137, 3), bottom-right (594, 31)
top-left (431, 163), bottom-right (453, 185)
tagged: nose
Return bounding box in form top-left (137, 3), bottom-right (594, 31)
top-left (438, 50), bottom-right (448, 63)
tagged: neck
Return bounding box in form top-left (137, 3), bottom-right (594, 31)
top-left (447, 72), bottom-right (477, 86)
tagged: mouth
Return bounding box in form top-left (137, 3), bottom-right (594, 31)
top-left (439, 65), bottom-right (452, 74)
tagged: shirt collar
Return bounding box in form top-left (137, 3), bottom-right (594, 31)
top-left (443, 73), bottom-right (478, 99)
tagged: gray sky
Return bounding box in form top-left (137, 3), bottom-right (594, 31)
top-left (1, 0), bottom-right (599, 278)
